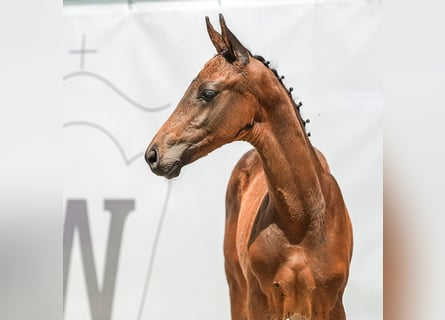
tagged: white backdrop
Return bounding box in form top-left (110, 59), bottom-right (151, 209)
top-left (63, 1), bottom-right (382, 320)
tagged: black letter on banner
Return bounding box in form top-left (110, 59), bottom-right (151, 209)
top-left (63, 199), bottom-right (134, 320)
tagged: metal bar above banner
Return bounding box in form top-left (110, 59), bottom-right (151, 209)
top-left (63, 0), bottom-right (382, 6)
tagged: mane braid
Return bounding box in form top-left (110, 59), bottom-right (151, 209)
top-left (252, 55), bottom-right (311, 137)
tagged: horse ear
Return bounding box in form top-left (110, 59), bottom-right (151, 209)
top-left (206, 16), bottom-right (229, 55)
top-left (218, 14), bottom-right (250, 65)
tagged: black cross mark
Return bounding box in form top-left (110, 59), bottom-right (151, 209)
top-left (69, 33), bottom-right (98, 70)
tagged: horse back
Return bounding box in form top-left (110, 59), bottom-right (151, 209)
top-left (224, 149), bottom-right (267, 274)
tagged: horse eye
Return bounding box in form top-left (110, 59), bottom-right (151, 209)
top-left (199, 89), bottom-right (218, 101)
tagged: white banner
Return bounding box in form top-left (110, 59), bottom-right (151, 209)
top-left (64, 2), bottom-right (382, 320)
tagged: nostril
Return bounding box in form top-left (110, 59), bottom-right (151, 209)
top-left (145, 147), bottom-right (159, 168)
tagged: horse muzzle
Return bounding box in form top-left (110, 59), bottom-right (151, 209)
top-left (145, 144), bottom-right (185, 179)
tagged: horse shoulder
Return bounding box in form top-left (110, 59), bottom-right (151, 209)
top-left (306, 171), bottom-right (353, 315)
top-left (321, 172), bottom-right (353, 262)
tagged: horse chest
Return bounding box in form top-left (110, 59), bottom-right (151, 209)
top-left (246, 223), bottom-right (289, 283)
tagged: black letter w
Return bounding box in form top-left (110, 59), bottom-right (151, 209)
top-left (63, 199), bottom-right (134, 320)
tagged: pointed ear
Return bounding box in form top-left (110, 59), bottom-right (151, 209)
top-left (206, 16), bottom-right (229, 55)
top-left (218, 14), bottom-right (250, 65)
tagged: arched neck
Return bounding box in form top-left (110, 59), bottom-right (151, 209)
top-left (247, 89), bottom-right (325, 241)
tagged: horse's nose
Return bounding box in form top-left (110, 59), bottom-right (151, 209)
top-left (145, 145), bottom-right (159, 170)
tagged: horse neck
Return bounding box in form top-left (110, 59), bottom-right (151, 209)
top-left (247, 78), bottom-right (325, 239)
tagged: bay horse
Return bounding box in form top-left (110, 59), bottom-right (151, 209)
top-left (145, 14), bottom-right (353, 320)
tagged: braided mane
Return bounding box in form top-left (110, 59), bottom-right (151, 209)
top-left (252, 55), bottom-right (311, 137)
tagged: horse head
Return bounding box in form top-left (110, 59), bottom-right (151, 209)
top-left (145, 14), bottom-right (272, 178)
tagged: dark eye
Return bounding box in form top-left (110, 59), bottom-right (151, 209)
top-left (199, 89), bottom-right (218, 101)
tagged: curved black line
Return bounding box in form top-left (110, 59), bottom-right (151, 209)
top-left (63, 121), bottom-right (143, 166)
top-left (127, 151), bottom-right (145, 166)
top-left (136, 180), bottom-right (173, 320)
top-left (63, 71), bottom-right (172, 113)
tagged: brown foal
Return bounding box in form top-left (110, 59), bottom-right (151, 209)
top-left (145, 14), bottom-right (353, 320)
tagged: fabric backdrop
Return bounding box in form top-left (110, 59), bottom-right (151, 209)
top-left (63, 1), bottom-right (382, 319)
